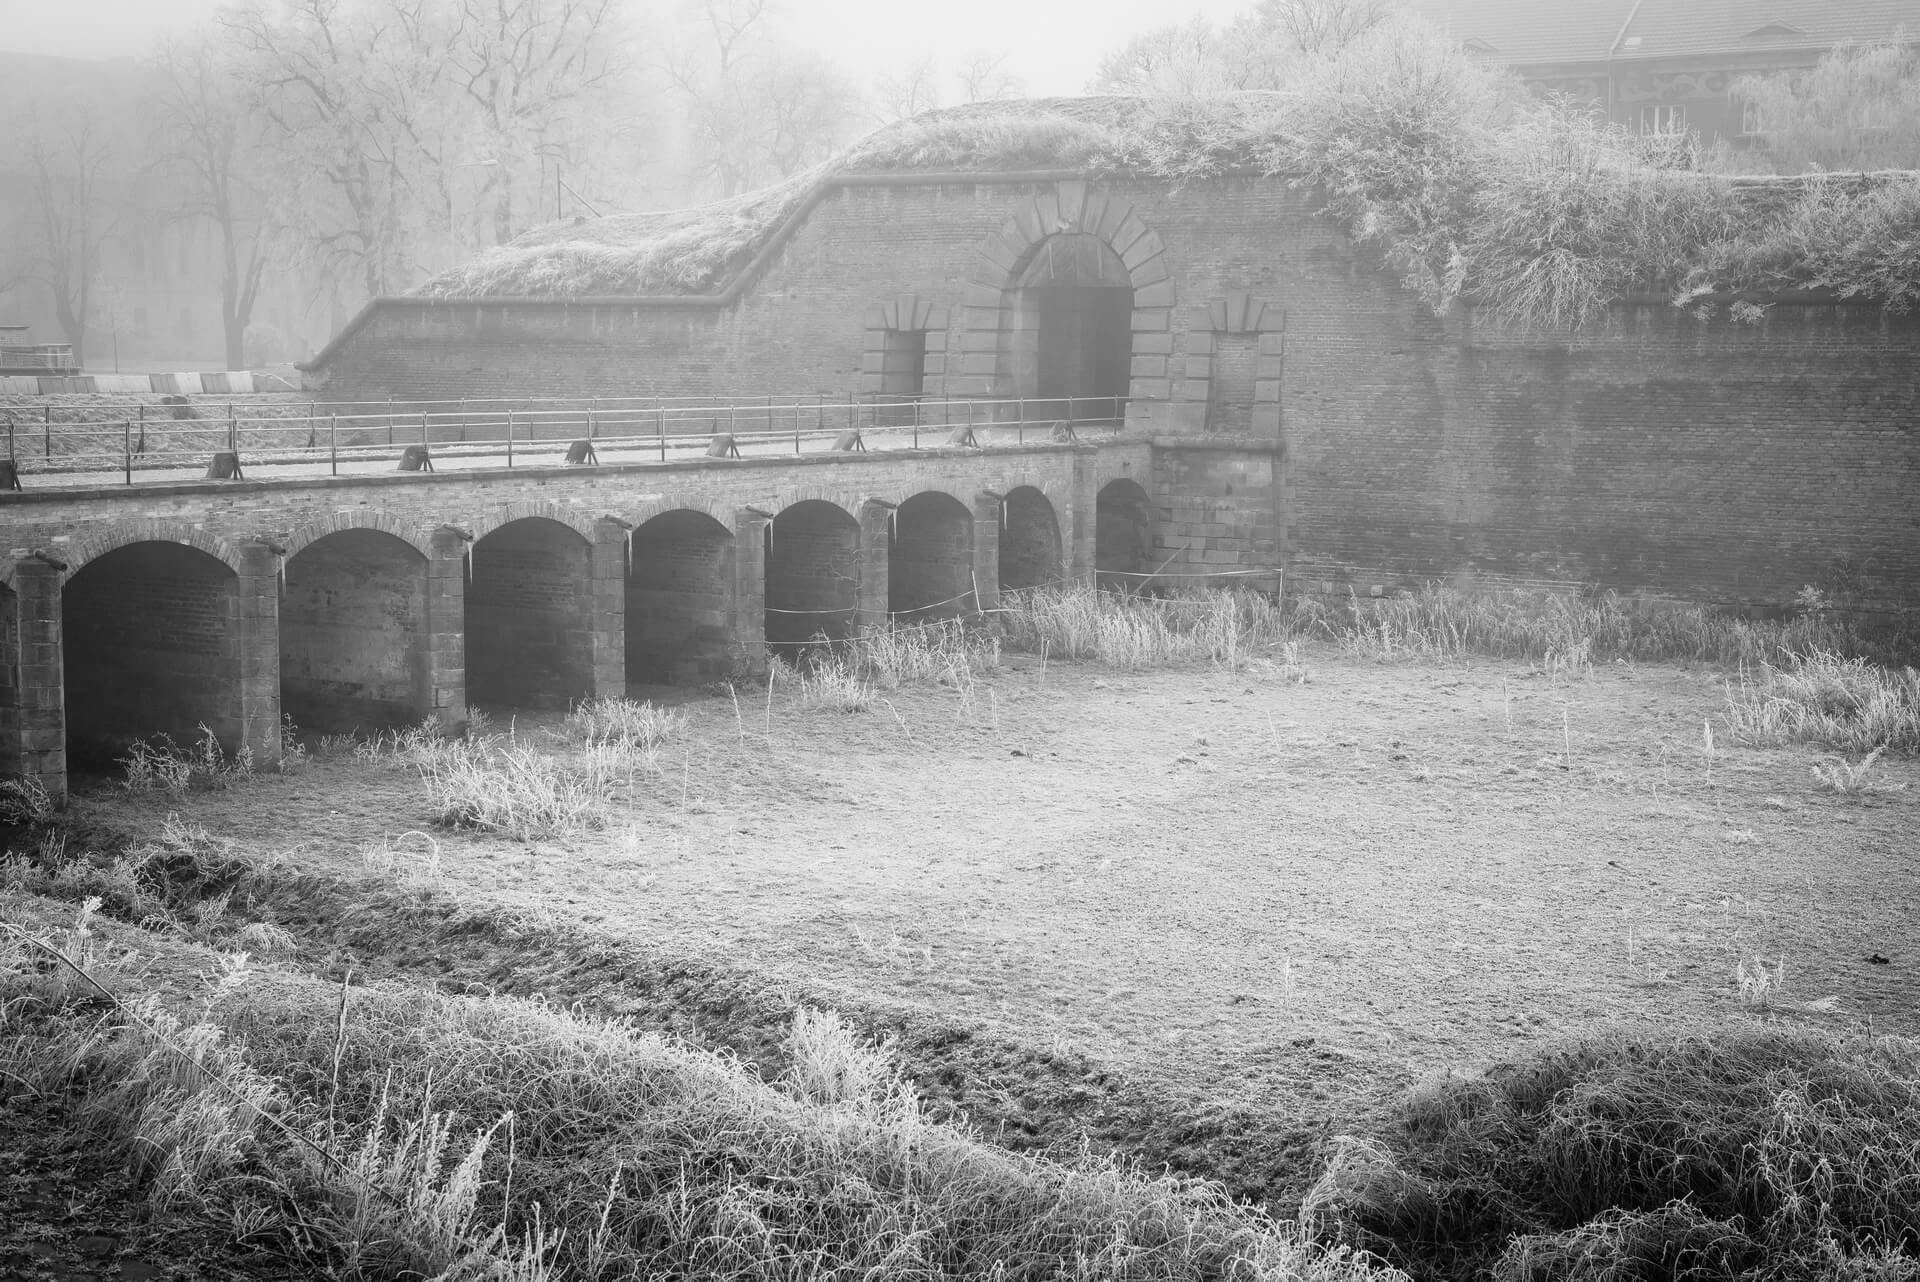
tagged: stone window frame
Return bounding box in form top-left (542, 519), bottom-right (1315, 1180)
top-left (948, 180), bottom-right (1176, 429)
top-left (1176, 292), bottom-right (1286, 438)
top-left (856, 294), bottom-right (951, 402)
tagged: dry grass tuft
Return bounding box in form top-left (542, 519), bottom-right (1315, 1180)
top-left (1309, 1029), bottom-right (1920, 1282)
top-left (998, 585), bottom-right (1288, 669)
top-left (1723, 651), bottom-right (1920, 753)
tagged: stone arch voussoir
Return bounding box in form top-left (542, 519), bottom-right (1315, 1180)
top-left (468, 500), bottom-right (599, 546)
top-left (282, 509), bottom-right (434, 564)
top-left (61, 521), bottom-right (246, 582)
top-left (626, 496), bottom-right (739, 534)
top-left (959, 179), bottom-right (1174, 414)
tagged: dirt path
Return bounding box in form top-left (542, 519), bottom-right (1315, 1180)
top-left (84, 651), bottom-right (1919, 1120)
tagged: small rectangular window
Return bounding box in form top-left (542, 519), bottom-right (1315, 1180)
top-left (1739, 98), bottom-right (1763, 135)
top-left (1640, 104), bottom-right (1687, 135)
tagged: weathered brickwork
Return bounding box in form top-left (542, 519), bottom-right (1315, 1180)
top-left (309, 173), bottom-right (1920, 611)
top-left (0, 443), bottom-right (1122, 796)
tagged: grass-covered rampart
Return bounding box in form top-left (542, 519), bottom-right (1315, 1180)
top-left (418, 20), bottom-right (1920, 331)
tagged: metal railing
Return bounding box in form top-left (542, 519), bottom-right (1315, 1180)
top-left (1, 392), bottom-right (1128, 485)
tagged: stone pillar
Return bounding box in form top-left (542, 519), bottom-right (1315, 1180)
top-left (426, 527), bottom-right (469, 729)
top-left (972, 494), bottom-right (1002, 615)
top-left (732, 509), bottom-right (770, 675)
top-left (856, 502), bottom-right (893, 636)
top-left (235, 543), bottom-right (282, 769)
top-left (589, 519), bottom-right (628, 700)
top-left (1069, 450), bottom-right (1099, 585)
top-left (13, 555), bottom-right (67, 803)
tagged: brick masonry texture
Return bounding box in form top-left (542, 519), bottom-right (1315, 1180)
top-left (305, 173), bottom-right (1920, 611)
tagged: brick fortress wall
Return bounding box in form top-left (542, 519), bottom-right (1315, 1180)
top-left (310, 175), bottom-right (1920, 610)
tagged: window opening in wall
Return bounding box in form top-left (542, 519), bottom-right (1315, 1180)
top-left (877, 329), bottom-right (926, 427)
top-left (1207, 334), bottom-right (1257, 434)
top-left (1640, 103), bottom-right (1686, 135)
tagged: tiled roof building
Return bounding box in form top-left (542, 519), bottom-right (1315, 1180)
top-left (1405, 0), bottom-right (1917, 144)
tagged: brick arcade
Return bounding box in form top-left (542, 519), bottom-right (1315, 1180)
top-left (0, 438), bottom-right (1161, 798)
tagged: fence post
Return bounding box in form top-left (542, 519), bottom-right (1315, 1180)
top-left (459, 398), bottom-right (468, 442)
top-left (124, 420), bottom-right (131, 485)
top-left (44, 404), bottom-right (51, 460)
top-left (422, 409), bottom-right (430, 448)
top-left (330, 414), bottom-right (338, 476)
top-left (1017, 397), bottom-right (1025, 445)
top-left (228, 402), bottom-right (237, 454)
top-left (387, 395), bottom-right (394, 446)
top-left (658, 401), bottom-right (666, 461)
top-left (507, 410), bottom-right (515, 467)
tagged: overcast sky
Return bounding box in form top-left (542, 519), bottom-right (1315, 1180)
top-left (1, 0), bottom-right (1254, 95)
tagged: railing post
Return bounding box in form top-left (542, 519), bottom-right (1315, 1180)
top-left (387, 395), bottom-right (394, 446)
top-left (330, 414), bottom-right (338, 476)
top-left (1068, 394), bottom-right (1075, 425)
top-left (459, 397), bottom-right (468, 442)
top-left (124, 419), bottom-right (131, 485)
top-left (1018, 397), bottom-right (1025, 445)
top-left (658, 401), bottom-right (666, 461)
top-left (422, 409), bottom-right (429, 448)
top-left (588, 400), bottom-right (597, 441)
top-left (507, 410), bottom-right (515, 467)
top-left (44, 404), bottom-right (51, 461)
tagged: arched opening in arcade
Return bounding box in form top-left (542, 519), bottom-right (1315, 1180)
top-left (62, 542), bottom-right (243, 765)
top-left (280, 529), bottom-right (430, 734)
top-left (628, 510), bottom-right (735, 686)
top-left (888, 491), bottom-right (973, 621)
top-left (1007, 233), bottom-right (1133, 423)
top-left (1096, 479), bottom-right (1154, 590)
top-left (764, 500), bottom-right (859, 653)
top-left (998, 486), bottom-right (1061, 592)
top-left (466, 517), bottom-right (595, 709)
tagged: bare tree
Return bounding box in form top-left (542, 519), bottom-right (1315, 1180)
top-left (151, 37), bottom-right (273, 370)
top-left (1089, 0), bottom-right (1391, 95)
top-left (1090, 17), bottom-right (1294, 94)
top-left (19, 115), bottom-right (117, 367)
top-left (666, 0), bottom-right (861, 195)
top-left (872, 53), bottom-right (943, 124)
top-left (1258, 0), bottom-right (1391, 56)
top-left (445, 0), bottom-right (634, 245)
top-left (222, 0), bottom-right (452, 299)
top-left (955, 50), bottom-right (1024, 104)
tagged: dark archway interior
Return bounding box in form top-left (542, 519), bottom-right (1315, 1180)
top-left (1010, 234), bottom-right (1133, 422)
top-left (999, 487), bottom-right (1061, 592)
top-left (889, 492), bottom-right (973, 620)
top-left (466, 518), bottom-right (594, 709)
top-left (629, 510), bottom-right (735, 685)
top-left (765, 501), bottom-right (859, 650)
top-left (281, 529), bottom-right (428, 734)
top-left (0, 583), bottom-right (18, 779)
top-left (878, 329), bottom-right (927, 427)
top-left (63, 542), bottom-right (241, 763)
top-left (1096, 479), bottom-right (1154, 589)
